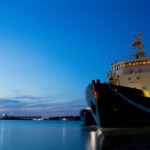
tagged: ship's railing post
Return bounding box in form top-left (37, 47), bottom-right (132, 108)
top-left (92, 80), bottom-right (95, 85)
top-left (97, 79), bottom-right (100, 84)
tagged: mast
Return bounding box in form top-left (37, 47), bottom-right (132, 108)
top-left (132, 30), bottom-right (145, 59)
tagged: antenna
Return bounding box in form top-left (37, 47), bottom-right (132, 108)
top-left (132, 30), bottom-right (145, 59)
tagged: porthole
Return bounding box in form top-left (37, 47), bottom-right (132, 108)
top-left (128, 77), bottom-right (132, 80)
top-left (137, 76), bottom-right (140, 80)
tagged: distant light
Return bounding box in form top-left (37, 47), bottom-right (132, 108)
top-left (61, 118), bottom-right (67, 121)
top-left (84, 107), bottom-right (91, 110)
top-left (2, 114), bottom-right (8, 117)
top-left (32, 118), bottom-right (44, 120)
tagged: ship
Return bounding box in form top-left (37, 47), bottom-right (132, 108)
top-left (80, 107), bottom-right (96, 125)
top-left (85, 31), bottom-right (150, 128)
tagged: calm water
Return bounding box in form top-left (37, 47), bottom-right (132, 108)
top-left (0, 120), bottom-right (104, 150)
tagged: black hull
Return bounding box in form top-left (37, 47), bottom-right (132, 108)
top-left (86, 81), bottom-right (150, 128)
top-left (80, 108), bottom-right (96, 125)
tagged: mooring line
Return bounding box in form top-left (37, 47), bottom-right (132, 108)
top-left (107, 84), bottom-right (150, 113)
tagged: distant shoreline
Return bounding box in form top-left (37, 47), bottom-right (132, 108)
top-left (0, 115), bottom-right (81, 121)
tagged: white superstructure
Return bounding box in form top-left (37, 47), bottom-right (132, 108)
top-left (107, 31), bottom-right (150, 97)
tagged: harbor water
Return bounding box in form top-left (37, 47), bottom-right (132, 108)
top-left (0, 120), bottom-right (103, 150)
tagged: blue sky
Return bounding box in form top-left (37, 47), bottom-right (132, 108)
top-left (0, 0), bottom-right (150, 116)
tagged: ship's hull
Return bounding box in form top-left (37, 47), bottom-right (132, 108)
top-left (85, 80), bottom-right (150, 128)
top-left (80, 108), bottom-right (96, 125)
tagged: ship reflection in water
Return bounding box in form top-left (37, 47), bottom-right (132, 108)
top-left (85, 129), bottom-right (104, 150)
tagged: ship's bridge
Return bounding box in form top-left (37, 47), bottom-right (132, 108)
top-left (111, 57), bottom-right (150, 75)
top-left (107, 31), bottom-right (150, 96)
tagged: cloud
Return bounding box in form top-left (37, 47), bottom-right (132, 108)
top-left (0, 98), bottom-right (22, 109)
top-left (14, 95), bottom-right (50, 101)
top-left (0, 99), bottom-right (21, 104)
top-left (0, 95), bottom-right (88, 117)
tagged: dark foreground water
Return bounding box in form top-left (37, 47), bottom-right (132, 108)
top-left (0, 120), bottom-right (103, 150)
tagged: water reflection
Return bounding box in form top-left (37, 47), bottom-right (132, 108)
top-left (62, 127), bottom-right (66, 145)
top-left (81, 126), bottom-right (104, 150)
top-left (90, 132), bottom-right (96, 150)
top-left (0, 122), bottom-right (4, 149)
top-left (0, 121), bottom-right (105, 150)
top-left (88, 130), bottom-right (104, 150)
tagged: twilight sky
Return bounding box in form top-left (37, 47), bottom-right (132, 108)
top-left (0, 0), bottom-right (150, 117)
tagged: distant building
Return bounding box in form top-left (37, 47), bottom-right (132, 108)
top-left (2, 113), bottom-right (8, 117)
